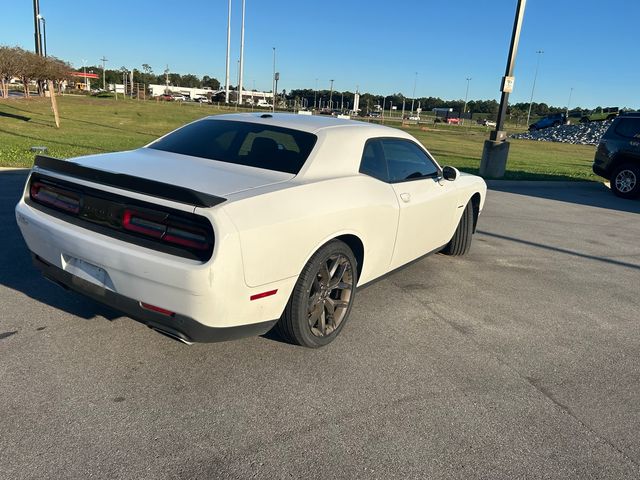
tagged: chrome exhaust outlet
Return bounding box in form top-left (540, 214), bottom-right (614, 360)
top-left (149, 326), bottom-right (194, 345)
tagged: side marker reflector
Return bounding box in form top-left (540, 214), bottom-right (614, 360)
top-left (141, 302), bottom-right (175, 317)
top-left (250, 289), bottom-right (278, 301)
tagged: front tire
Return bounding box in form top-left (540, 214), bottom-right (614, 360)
top-left (611, 163), bottom-right (640, 199)
top-left (275, 240), bottom-right (357, 348)
top-left (442, 202), bottom-right (474, 256)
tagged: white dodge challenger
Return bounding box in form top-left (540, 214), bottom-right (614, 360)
top-left (15, 113), bottom-right (486, 347)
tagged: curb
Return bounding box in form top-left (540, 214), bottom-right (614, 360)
top-left (486, 180), bottom-right (603, 188)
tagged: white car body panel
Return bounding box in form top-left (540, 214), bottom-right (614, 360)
top-left (15, 113), bottom-right (487, 341)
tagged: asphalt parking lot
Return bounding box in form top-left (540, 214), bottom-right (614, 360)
top-left (1, 171), bottom-right (639, 479)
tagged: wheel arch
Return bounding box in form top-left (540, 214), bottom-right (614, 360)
top-left (301, 232), bottom-right (366, 284)
top-left (470, 192), bottom-right (481, 233)
top-left (611, 153), bottom-right (640, 172)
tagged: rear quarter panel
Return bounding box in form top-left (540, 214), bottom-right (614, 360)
top-left (222, 175), bottom-right (400, 288)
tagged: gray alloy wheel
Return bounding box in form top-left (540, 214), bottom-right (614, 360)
top-left (611, 164), bottom-right (640, 199)
top-left (275, 240), bottom-right (357, 348)
top-left (307, 253), bottom-right (354, 337)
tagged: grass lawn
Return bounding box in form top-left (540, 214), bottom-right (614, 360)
top-left (0, 96), bottom-right (598, 181)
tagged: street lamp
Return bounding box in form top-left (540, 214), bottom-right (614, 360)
top-left (82, 59), bottom-right (88, 91)
top-left (37, 15), bottom-right (47, 57)
top-left (329, 79), bottom-right (334, 110)
top-left (314, 78), bottom-right (318, 110)
top-left (526, 50), bottom-right (544, 126)
top-left (566, 87), bottom-right (573, 117)
top-left (410, 72), bottom-right (417, 114)
top-left (463, 77), bottom-right (472, 113)
top-left (224, 0), bottom-right (231, 104)
top-left (272, 47), bottom-right (276, 112)
top-left (32, 0), bottom-right (43, 56)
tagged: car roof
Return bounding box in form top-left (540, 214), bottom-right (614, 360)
top-left (205, 112), bottom-right (408, 136)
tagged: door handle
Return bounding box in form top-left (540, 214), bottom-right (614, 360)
top-left (400, 192), bottom-right (411, 203)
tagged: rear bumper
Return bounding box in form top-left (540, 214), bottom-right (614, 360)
top-left (32, 253), bottom-right (277, 343)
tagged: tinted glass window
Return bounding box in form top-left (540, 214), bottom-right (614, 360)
top-left (380, 139), bottom-right (439, 182)
top-left (615, 118), bottom-right (640, 139)
top-left (359, 140), bottom-right (388, 181)
top-left (148, 119), bottom-right (317, 174)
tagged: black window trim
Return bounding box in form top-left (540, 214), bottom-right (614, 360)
top-left (358, 136), bottom-right (442, 184)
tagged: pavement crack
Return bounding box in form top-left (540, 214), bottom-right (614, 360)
top-left (397, 284), bottom-right (640, 472)
top-left (0, 331), bottom-right (18, 340)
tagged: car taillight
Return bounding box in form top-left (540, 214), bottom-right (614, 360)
top-left (122, 208), bottom-right (210, 251)
top-left (30, 181), bottom-right (80, 214)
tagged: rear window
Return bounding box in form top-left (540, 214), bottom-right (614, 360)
top-left (148, 119), bottom-right (317, 174)
top-left (615, 118), bottom-right (640, 139)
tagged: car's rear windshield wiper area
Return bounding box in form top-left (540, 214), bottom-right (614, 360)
top-left (148, 119), bottom-right (317, 175)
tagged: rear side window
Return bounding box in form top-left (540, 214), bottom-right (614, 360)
top-left (615, 119), bottom-right (640, 139)
top-left (148, 119), bottom-right (317, 174)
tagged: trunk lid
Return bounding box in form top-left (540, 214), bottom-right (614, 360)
top-left (70, 148), bottom-right (295, 198)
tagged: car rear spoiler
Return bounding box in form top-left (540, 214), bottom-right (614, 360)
top-left (33, 155), bottom-right (226, 208)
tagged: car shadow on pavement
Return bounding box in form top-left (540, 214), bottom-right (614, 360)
top-left (488, 181), bottom-right (640, 215)
top-left (0, 171), bottom-right (123, 322)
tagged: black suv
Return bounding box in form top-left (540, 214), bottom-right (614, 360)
top-left (592, 112), bottom-right (640, 199)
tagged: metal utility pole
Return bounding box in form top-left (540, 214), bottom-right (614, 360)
top-left (225, 0), bottom-right (231, 104)
top-left (238, 0), bottom-right (246, 106)
top-left (329, 79), bottom-right (334, 109)
top-left (272, 47), bottom-right (276, 112)
top-left (463, 77), bottom-right (472, 113)
top-left (33, 0), bottom-right (43, 55)
top-left (566, 87), bottom-right (573, 117)
top-left (480, 0), bottom-right (527, 178)
top-left (410, 72), bottom-right (417, 114)
top-left (314, 78), bottom-right (318, 110)
top-left (100, 56), bottom-right (108, 91)
top-left (526, 49), bottom-right (544, 126)
top-left (37, 15), bottom-right (47, 57)
top-left (82, 59), bottom-right (88, 90)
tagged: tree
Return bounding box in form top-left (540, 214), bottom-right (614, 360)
top-left (202, 75), bottom-right (220, 90)
top-left (0, 46), bottom-right (22, 98)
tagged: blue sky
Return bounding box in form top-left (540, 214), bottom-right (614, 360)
top-left (2, 0), bottom-right (638, 108)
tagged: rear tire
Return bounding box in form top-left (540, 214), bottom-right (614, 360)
top-left (442, 202), bottom-right (474, 256)
top-left (275, 240), bottom-right (357, 348)
top-left (610, 163), bottom-right (640, 199)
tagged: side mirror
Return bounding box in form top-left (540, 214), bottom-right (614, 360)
top-left (442, 166), bottom-right (459, 181)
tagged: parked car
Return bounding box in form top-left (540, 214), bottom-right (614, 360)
top-left (528, 112), bottom-right (567, 131)
top-left (16, 114), bottom-right (486, 347)
top-left (481, 119), bottom-right (497, 128)
top-left (193, 95), bottom-right (209, 103)
top-left (580, 107), bottom-right (619, 123)
top-left (592, 111), bottom-right (640, 198)
top-left (172, 94), bottom-right (187, 101)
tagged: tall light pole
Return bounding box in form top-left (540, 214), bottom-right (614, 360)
top-left (272, 47), bottom-right (276, 112)
top-left (566, 87), bottom-right (573, 117)
top-left (237, 0), bottom-right (246, 106)
top-left (463, 77), bottom-right (472, 113)
top-left (410, 72), bottom-right (417, 114)
top-left (314, 78), bottom-right (318, 110)
top-left (100, 56), bottom-right (108, 91)
top-left (526, 49), bottom-right (544, 126)
top-left (329, 79), bottom-right (334, 109)
top-left (82, 59), bottom-right (88, 91)
top-left (224, 0), bottom-right (231, 104)
top-left (32, 0), bottom-right (43, 56)
top-left (37, 15), bottom-right (47, 57)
